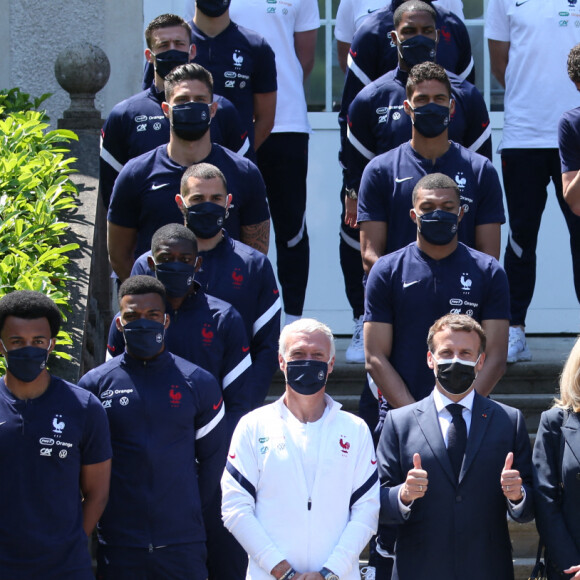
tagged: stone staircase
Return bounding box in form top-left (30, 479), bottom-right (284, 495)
top-left (268, 335), bottom-right (577, 580)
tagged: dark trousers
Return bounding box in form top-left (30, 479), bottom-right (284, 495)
top-left (501, 148), bottom-right (580, 325)
top-left (205, 488), bottom-right (248, 580)
top-left (257, 132), bottom-right (310, 316)
top-left (96, 542), bottom-right (207, 580)
top-left (339, 184), bottom-right (366, 319)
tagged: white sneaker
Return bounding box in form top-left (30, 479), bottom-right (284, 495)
top-left (507, 326), bottom-right (532, 363)
top-left (345, 316), bottom-right (365, 363)
top-left (360, 566), bottom-right (376, 580)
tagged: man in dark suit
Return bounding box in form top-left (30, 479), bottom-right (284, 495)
top-left (377, 313), bottom-right (534, 580)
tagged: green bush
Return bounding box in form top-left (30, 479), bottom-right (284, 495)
top-left (0, 105), bottom-right (80, 370)
top-left (0, 88), bottom-right (52, 120)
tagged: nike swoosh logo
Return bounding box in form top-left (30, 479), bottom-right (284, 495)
top-left (229, 453), bottom-right (236, 459)
top-left (213, 397), bottom-right (224, 410)
top-left (367, 7), bottom-right (379, 13)
top-left (0, 421), bottom-right (6, 426)
top-left (515, 0), bottom-right (530, 5)
top-left (151, 183), bottom-right (169, 190)
top-left (371, 459), bottom-right (377, 464)
top-left (403, 280), bottom-right (420, 288)
top-left (395, 177), bottom-right (413, 183)
top-left (242, 346), bottom-right (250, 352)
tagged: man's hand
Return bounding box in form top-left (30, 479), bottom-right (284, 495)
top-left (564, 565), bottom-right (580, 578)
top-left (344, 195), bottom-right (358, 228)
top-left (500, 452), bottom-right (523, 502)
top-left (400, 453), bottom-right (428, 506)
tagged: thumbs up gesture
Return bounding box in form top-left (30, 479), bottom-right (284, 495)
top-left (401, 453), bottom-right (429, 506)
top-left (500, 452), bottom-right (523, 502)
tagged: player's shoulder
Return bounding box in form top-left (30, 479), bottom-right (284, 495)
top-left (352, 5), bottom-right (392, 44)
top-left (457, 242), bottom-right (501, 269)
top-left (108, 89), bottom-right (152, 117)
top-left (364, 70), bottom-right (400, 97)
top-left (231, 20), bottom-right (271, 49)
top-left (170, 351), bottom-right (216, 384)
top-left (205, 291), bottom-right (239, 318)
top-left (560, 105), bottom-right (580, 127)
top-left (79, 357), bottom-right (124, 386)
top-left (122, 144), bottom-right (164, 174)
top-left (231, 238), bottom-right (268, 263)
top-left (211, 143), bottom-right (254, 172)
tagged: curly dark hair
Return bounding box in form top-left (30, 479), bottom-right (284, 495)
top-left (406, 61), bottom-right (451, 100)
top-left (568, 44), bottom-right (580, 83)
top-left (118, 276), bottom-right (166, 302)
top-left (151, 224), bottom-right (197, 256)
top-left (0, 291), bottom-right (62, 337)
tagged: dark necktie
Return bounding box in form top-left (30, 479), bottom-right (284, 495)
top-left (446, 403), bottom-right (467, 480)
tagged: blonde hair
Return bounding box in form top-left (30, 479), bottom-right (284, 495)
top-left (555, 336), bottom-right (580, 412)
top-left (279, 318), bottom-right (335, 360)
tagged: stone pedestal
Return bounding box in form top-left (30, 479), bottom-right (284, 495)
top-left (53, 44), bottom-right (112, 382)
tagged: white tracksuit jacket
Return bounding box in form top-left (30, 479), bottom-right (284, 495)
top-left (221, 394), bottom-right (379, 579)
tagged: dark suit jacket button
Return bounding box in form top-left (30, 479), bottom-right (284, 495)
top-left (456, 495), bottom-right (462, 502)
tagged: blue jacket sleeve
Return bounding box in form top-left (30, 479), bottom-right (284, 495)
top-left (249, 258), bottom-right (282, 408)
top-left (106, 311), bottom-right (125, 359)
top-left (460, 82), bottom-right (492, 161)
top-left (344, 92), bottom-right (377, 191)
top-left (99, 108), bottom-right (130, 209)
top-left (193, 368), bottom-right (229, 510)
top-left (218, 305), bottom-right (253, 439)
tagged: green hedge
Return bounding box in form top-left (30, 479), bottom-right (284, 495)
top-left (0, 102), bottom-right (80, 370)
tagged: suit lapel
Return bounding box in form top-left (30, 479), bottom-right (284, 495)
top-left (460, 393), bottom-right (494, 481)
top-left (562, 410), bottom-right (580, 466)
top-left (414, 393), bottom-right (456, 485)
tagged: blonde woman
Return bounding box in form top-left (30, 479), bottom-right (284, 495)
top-left (533, 337), bottom-right (580, 579)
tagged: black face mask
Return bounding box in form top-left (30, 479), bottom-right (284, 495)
top-left (433, 356), bottom-right (479, 396)
top-left (417, 209), bottom-right (459, 245)
top-left (1, 340), bottom-right (51, 383)
top-left (196, 0), bottom-right (231, 17)
top-left (184, 200), bottom-right (227, 239)
top-left (154, 261), bottom-right (196, 298)
top-left (171, 102), bottom-right (212, 141)
top-left (154, 49), bottom-right (190, 79)
top-left (122, 318), bottom-right (166, 359)
top-left (285, 359), bottom-right (329, 395)
top-left (410, 102), bottom-right (451, 138)
top-left (396, 33), bottom-right (437, 68)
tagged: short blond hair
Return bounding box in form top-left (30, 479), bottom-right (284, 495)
top-left (555, 336), bottom-right (580, 412)
top-left (279, 318), bottom-right (335, 360)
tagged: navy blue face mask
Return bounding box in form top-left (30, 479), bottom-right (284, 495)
top-left (122, 319), bottom-right (166, 359)
top-left (196, 0), bottom-right (231, 17)
top-left (396, 33), bottom-right (437, 68)
top-left (285, 360), bottom-right (328, 395)
top-left (171, 102), bottom-right (212, 141)
top-left (184, 201), bottom-right (226, 239)
top-left (418, 209), bottom-right (459, 245)
top-left (2, 341), bottom-right (50, 383)
top-left (154, 49), bottom-right (190, 79)
top-left (410, 102), bottom-right (450, 138)
top-left (154, 261), bottom-right (196, 298)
